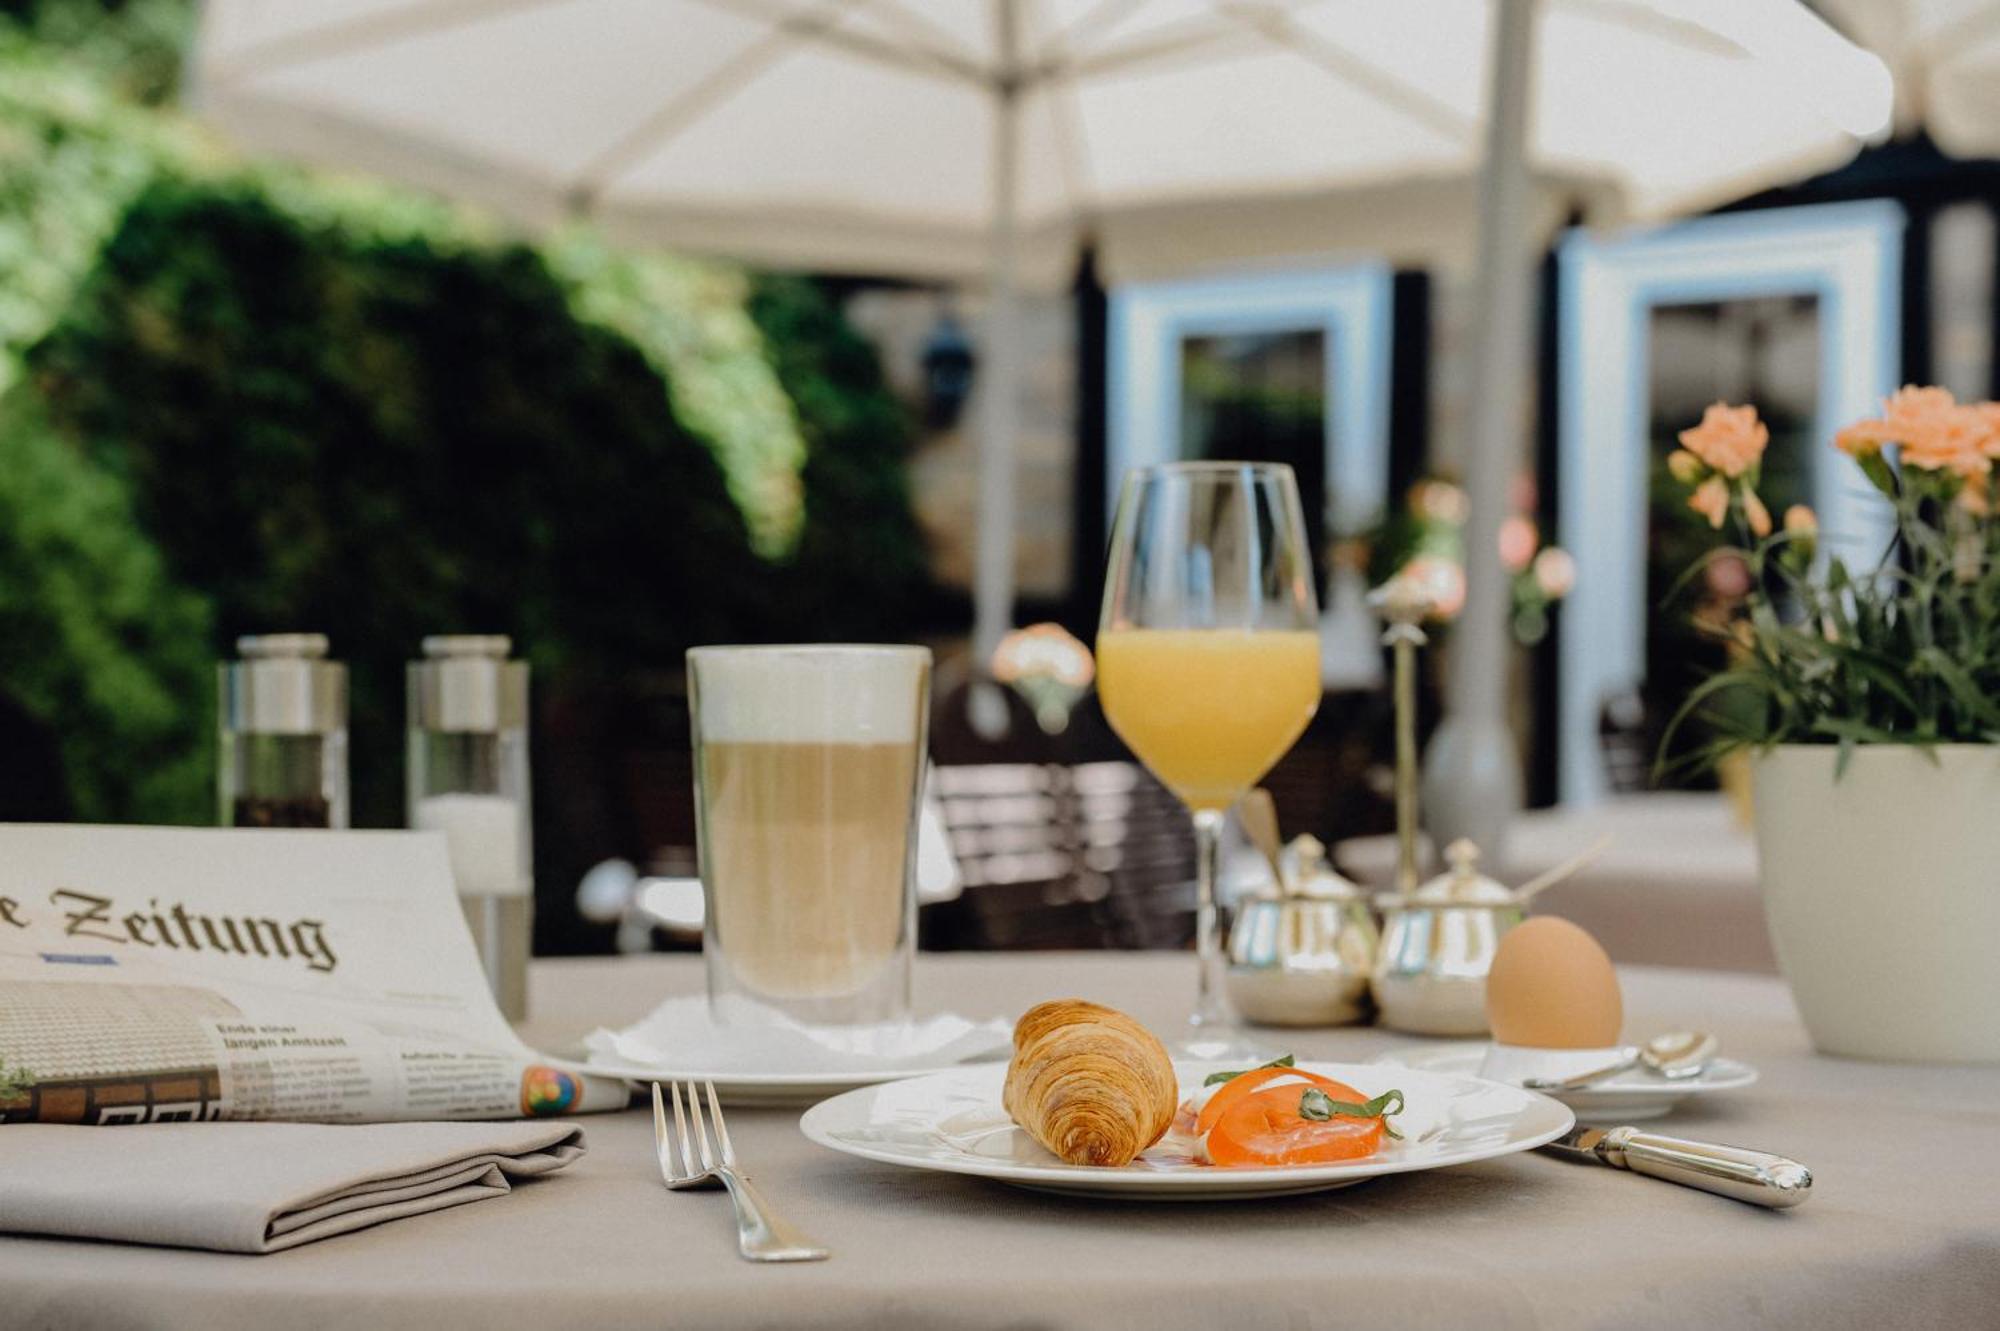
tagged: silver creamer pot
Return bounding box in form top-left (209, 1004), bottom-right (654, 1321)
top-left (1225, 836), bottom-right (1379, 1027)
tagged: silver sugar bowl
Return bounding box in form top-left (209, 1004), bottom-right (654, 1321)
top-left (1226, 836), bottom-right (1380, 1027)
top-left (1370, 838), bottom-right (1522, 1036)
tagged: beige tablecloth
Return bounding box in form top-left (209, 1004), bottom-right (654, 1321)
top-left (2, 953), bottom-right (1995, 1330)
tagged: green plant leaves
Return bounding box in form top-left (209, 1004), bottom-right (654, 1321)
top-left (1659, 457), bottom-right (2000, 773)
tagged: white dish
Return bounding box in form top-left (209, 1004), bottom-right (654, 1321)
top-left (798, 1060), bottom-right (1574, 1199)
top-left (583, 1057), bottom-right (1005, 1107)
top-left (1374, 1043), bottom-right (1758, 1122)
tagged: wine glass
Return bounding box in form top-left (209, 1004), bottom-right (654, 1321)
top-left (1097, 462), bottom-right (1322, 1061)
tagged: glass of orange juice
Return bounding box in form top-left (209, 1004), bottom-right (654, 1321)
top-left (1097, 462), bottom-right (1321, 1059)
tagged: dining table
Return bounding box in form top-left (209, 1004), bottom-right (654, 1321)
top-left (1, 951), bottom-right (1996, 1330)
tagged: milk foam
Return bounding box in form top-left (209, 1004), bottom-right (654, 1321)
top-left (692, 646), bottom-right (928, 744)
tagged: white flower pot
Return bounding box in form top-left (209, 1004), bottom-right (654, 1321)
top-left (1753, 745), bottom-right (2000, 1063)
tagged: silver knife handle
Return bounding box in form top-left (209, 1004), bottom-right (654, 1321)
top-left (1599, 1127), bottom-right (1813, 1208)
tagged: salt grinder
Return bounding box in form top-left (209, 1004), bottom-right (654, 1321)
top-left (408, 636), bottom-right (532, 1021)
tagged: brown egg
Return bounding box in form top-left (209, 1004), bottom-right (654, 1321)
top-left (1485, 916), bottom-right (1623, 1049)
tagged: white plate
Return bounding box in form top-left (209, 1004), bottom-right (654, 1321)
top-left (583, 1057), bottom-right (1005, 1107)
top-left (1374, 1043), bottom-right (1758, 1122)
top-left (798, 1060), bottom-right (1574, 1199)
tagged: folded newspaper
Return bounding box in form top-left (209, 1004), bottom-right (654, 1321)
top-left (0, 824), bottom-right (626, 1125)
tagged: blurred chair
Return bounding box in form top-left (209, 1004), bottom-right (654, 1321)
top-left (922, 680), bottom-right (1195, 950)
top-left (1259, 688), bottom-right (1399, 850)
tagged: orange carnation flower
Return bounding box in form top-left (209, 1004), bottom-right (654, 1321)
top-left (1883, 385), bottom-right (1959, 428)
top-left (1678, 403), bottom-right (1768, 478)
top-left (1871, 386), bottom-right (1988, 477)
top-left (1837, 388), bottom-right (1999, 481)
top-left (1901, 409), bottom-right (1992, 480)
top-left (1836, 420), bottom-right (1887, 457)
top-left (1977, 402), bottom-right (2000, 459)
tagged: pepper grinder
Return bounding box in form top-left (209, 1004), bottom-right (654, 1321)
top-left (219, 634), bottom-right (348, 829)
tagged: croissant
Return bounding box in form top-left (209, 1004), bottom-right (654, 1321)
top-left (1002, 999), bottom-right (1177, 1167)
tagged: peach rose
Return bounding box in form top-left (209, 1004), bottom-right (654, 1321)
top-left (1688, 475), bottom-right (1730, 529)
top-left (1678, 403), bottom-right (1768, 478)
top-left (1783, 505), bottom-right (1817, 537)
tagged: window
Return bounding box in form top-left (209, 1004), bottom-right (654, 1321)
top-left (1108, 263), bottom-right (1394, 558)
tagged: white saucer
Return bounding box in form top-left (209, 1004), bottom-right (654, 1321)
top-left (799, 1059), bottom-right (1574, 1200)
top-left (582, 996), bottom-right (1012, 1105)
top-left (1373, 1043), bottom-right (1757, 1122)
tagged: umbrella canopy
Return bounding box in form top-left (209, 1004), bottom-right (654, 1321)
top-left (188, 1), bottom-right (1891, 710)
top-left (192, 1), bottom-right (1889, 285)
top-left (1817, 0), bottom-right (2000, 158)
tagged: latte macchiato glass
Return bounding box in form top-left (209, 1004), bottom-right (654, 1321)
top-left (688, 644), bottom-right (931, 1027)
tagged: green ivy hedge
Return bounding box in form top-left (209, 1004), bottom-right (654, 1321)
top-left (0, 392), bottom-right (214, 822)
top-left (20, 176), bottom-right (930, 829)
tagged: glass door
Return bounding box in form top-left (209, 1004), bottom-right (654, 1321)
top-left (1180, 329), bottom-right (1332, 570)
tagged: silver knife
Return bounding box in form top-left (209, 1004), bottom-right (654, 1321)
top-left (1540, 1126), bottom-right (1813, 1208)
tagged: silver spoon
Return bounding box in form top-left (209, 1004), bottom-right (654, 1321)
top-left (1238, 788), bottom-right (1289, 894)
top-left (1523, 1031), bottom-right (1719, 1092)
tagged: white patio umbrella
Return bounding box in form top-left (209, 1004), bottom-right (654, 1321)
top-left (1817, 0), bottom-right (2000, 157)
top-left (189, 1), bottom-right (1890, 768)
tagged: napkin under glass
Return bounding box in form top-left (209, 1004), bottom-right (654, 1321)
top-left (585, 996), bottom-right (1010, 1076)
top-left (0, 1120), bottom-right (584, 1253)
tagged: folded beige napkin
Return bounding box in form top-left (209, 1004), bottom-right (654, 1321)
top-left (0, 1120), bottom-right (585, 1254)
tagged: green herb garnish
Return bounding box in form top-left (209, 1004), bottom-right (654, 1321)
top-left (1202, 1053), bottom-right (1295, 1087)
top-left (1298, 1086), bottom-right (1406, 1140)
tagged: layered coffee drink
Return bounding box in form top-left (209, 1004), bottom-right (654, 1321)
top-left (689, 646), bottom-right (931, 1026)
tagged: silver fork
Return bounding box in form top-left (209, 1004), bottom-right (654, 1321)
top-left (651, 1081), bottom-right (829, 1263)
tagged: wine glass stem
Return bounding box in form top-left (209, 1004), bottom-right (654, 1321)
top-left (1190, 807), bottom-right (1228, 1030)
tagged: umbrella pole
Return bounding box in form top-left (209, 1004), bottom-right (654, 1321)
top-left (969, 55), bottom-right (1022, 734)
top-left (1423, 0), bottom-right (1539, 858)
